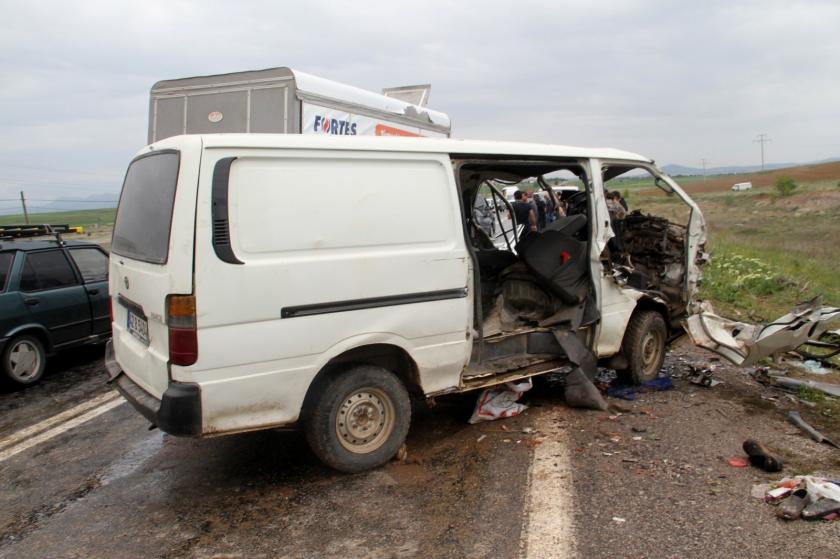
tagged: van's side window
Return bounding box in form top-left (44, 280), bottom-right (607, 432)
top-left (19, 250), bottom-right (78, 292)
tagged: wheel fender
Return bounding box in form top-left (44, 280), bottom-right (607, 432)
top-left (4, 324), bottom-right (53, 354)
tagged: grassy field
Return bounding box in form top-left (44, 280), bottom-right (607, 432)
top-left (0, 207), bottom-right (116, 229)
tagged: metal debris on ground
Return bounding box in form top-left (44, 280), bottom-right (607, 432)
top-left (787, 411), bottom-right (840, 448)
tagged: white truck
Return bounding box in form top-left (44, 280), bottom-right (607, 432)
top-left (147, 67), bottom-right (450, 142)
top-left (731, 181), bottom-right (753, 191)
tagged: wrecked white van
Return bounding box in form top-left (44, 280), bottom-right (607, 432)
top-left (106, 134), bottom-right (714, 472)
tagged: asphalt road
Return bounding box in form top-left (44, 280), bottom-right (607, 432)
top-left (1, 342), bottom-right (838, 558)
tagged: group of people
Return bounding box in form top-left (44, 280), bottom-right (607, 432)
top-left (509, 189), bottom-right (565, 241)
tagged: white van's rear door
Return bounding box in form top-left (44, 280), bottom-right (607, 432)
top-left (685, 299), bottom-right (840, 366)
top-left (109, 137), bottom-right (201, 398)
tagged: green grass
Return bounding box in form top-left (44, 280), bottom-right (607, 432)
top-left (0, 208), bottom-right (116, 229)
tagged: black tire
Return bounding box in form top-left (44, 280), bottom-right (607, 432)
top-left (619, 311), bottom-right (667, 386)
top-left (2, 334), bottom-right (47, 387)
top-left (303, 365), bottom-right (411, 473)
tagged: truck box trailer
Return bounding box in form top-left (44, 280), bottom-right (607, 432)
top-left (148, 67), bottom-right (451, 143)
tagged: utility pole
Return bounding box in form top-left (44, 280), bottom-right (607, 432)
top-left (19, 191), bottom-right (30, 225)
top-left (753, 133), bottom-right (772, 171)
top-left (700, 158), bottom-right (709, 181)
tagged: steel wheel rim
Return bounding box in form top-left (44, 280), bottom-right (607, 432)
top-left (641, 330), bottom-right (662, 373)
top-left (8, 340), bottom-right (41, 381)
top-left (336, 387), bottom-right (395, 454)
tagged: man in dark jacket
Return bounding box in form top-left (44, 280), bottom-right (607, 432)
top-left (511, 190), bottom-right (537, 242)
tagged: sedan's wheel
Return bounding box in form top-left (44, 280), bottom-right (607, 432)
top-left (304, 365), bottom-right (410, 473)
top-left (2, 335), bottom-right (46, 387)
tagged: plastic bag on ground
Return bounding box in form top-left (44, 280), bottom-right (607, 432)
top-left (469, 378), bottom-right (533, 424)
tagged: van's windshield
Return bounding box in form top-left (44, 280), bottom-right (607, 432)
top-left (112, 151), bottom-right (180, 264)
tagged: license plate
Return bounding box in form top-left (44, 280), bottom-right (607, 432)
top-left (127, 310), bottom-right (150, 346)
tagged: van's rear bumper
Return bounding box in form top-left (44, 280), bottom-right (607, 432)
top-left (106, 342), bottom-right (202, 436)
top-left (113, 373), bottom-right (202, 436)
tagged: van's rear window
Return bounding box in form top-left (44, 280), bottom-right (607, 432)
top-left (112, 151), bottom-right (180, 264)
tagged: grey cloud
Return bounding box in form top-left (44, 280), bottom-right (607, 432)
top-left (1, 0), bottom-right (838, 202)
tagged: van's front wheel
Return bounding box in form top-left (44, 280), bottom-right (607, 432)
top-left (619, 311), bottom-right (667, 385)
top-left (304, 365), bottom-right (411, 473)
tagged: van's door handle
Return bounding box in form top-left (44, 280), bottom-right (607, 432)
top-left (87, 288), bottom-right (100, 295)
top-left (24, 297), bottom-right (40, 306)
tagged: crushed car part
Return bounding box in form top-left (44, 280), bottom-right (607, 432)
top-left (685, 297), bottom-right (840, 366)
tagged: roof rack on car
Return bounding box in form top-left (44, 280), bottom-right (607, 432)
top-left (0, 224), bottom-right (84, 246)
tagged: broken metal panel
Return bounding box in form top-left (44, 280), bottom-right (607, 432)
top-left (685, 299), bottom-right (840, 366)
top-left (595, 279), bottom-right (643, 356)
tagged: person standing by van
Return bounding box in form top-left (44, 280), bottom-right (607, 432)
top-left (511, 190), bottom-right (537, 241)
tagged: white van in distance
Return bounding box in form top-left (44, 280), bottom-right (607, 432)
top-left (106, 134), bottom-right (711, 472)
top-left (731, 182), bottom-right (752, 191)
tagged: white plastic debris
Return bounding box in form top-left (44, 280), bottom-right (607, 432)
top-left (468, 379), bottom-right (533, 424)
top-left (792, 359), bottom-right (830, 375)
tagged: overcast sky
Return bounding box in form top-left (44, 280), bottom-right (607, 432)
top-left (1, 0), bottom-right (838, 209)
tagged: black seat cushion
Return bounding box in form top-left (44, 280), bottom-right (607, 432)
top-left (476, 249), bottom-right (519, 278)
top-left (517, 230), bottom-right (589, 304)
top-left (544, 214), bottom-right (587, 236)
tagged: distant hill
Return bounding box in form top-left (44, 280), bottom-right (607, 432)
top-left (662, 157), bottom-right (840, 177)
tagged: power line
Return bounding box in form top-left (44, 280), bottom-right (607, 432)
top-left (753, 133), bottom-right (772, 171)
top-left (699, 158), bottom-right (709, 181)
top-left (0, 199), bottom-right (118, 203)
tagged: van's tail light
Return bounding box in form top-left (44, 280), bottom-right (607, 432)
top-left (167, 294), bottom-right (197, 366)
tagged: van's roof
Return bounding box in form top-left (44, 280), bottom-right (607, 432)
top-left (158, 134), bottom-right (653, 164)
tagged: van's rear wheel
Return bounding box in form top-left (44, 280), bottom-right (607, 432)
top-left (2, 335), bottom-right (46, 387)
top-left (619, 311), bottom-right (667, 385)
top-left (304, 365), bottom-right (410, 473)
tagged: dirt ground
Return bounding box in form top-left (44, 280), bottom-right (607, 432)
top-left (2, 339), bottom-right (838, 558)
top-left (563, 340), bottom-right (840, 558)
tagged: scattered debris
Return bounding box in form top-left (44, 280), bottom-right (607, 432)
top-left (726, 457), bottom-right (748, 468)
top-left (631, 426), bottom-right (647, 433)
top-left (760, 476), bottom-right (840, 521)
top-left (777, 489), bottom-right (808, 520)
top-left (604, 375), bottom-right (674, 401)
top-left (564, 368), bottom-right (608, 411)
top-left (790, 359), bottom-right (831, 375)
top-left (469, 379), bottom-right (533, 423)
top-left (765, 486), bottom-right (792, 503)
top-left (771, 376), bottom-right (840, 399)
top-left (611, 517), bottom-right (626, 523)
top-left (476, 434), bottom-right (487, 443)
top-left (394, 444), bottom-right (408, 462)
top-left (742, 439), bottom-right (784, 472)
top-left (787, 411), bottom-right (839, 448)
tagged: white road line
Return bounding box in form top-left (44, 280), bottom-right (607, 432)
top-left (522, 408), bottom-right (576, 559)
top-left (0, 395), bottom-right (125, 463)
top-left (0, 391), bottom-right (122, 452)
